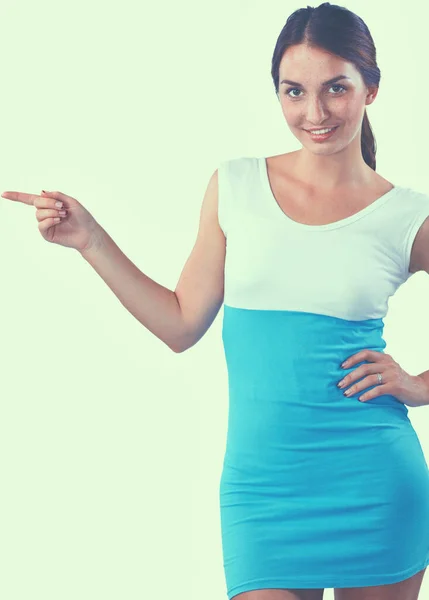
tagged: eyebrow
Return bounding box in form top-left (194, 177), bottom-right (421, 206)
top-left (279, 74), bottom-right (351, 87)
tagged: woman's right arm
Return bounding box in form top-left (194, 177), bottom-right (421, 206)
top-left (80, 168), bottom-right (226, 353)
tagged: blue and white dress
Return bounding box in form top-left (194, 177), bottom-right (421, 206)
top-left (217, 156), bottom-right (429, 599)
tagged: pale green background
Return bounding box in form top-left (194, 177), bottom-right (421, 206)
top-left (1, 1), bottom-right (429, 598)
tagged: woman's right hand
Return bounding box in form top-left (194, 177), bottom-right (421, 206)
top-left (1, 189), bottom-right (104, 253)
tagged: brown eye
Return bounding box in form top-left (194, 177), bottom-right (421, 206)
top-left (285, 84), bottom-right (347, 99)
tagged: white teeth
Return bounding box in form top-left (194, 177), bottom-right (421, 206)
top-left (308, 127), bottom-right (336, 135)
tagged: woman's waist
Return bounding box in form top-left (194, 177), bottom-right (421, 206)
top-left (226, 347), bottom-right (387, 393)
top-left (227, 380), bottom-right (408, 414)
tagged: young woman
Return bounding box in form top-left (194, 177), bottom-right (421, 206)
top-left (3, 3), bottom-right (429, 600)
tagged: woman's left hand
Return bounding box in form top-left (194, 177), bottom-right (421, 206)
top-left (337, 350), bottom-right (429, 407)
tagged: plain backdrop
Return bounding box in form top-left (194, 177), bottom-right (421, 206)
top-left (1, 1), bottom-right (429, 599)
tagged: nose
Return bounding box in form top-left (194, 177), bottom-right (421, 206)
top-left (304, 95), bottom-right (330, 124)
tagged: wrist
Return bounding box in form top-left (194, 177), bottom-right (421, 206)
top-left (414, 374), bottom-right (429, 407)
top-left (80, 225), bottom-right (108, 259)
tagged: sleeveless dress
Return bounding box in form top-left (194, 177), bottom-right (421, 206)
top-left (217, 156), bottom-right (429, 599)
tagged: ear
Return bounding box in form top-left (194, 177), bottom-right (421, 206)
top-left (365, 86), bottom-right (378, 106)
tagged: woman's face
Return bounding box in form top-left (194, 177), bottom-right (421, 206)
top-left (277, 44), bottom-right (377, 153)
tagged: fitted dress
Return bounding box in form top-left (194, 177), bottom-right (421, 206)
top-left (217, 156), bottom-right (429, 599)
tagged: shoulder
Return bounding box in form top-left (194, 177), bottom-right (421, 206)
top-left (408, 193), bottom-right (429, 274)
top-left (266, 151), bottom-right (297, 171)
top-left (265, 152), bottom-right (299, 186)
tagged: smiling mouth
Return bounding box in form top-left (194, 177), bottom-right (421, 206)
top-left (304, 126), bottom-right (339, 133)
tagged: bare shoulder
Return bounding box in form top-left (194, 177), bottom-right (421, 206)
top-left (372, 172), bottom-right (395, 193)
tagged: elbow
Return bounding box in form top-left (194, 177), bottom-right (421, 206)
top-left (170, 331), bottom-right (195, 353)
top-left (171, 344), bottom-right (191, 354)
top-left (170, 343), bottom-right (184, 353)
top-left (170, 338), bottom-right (192, 353)
top-left (169, 335), bottom-right (189, 354)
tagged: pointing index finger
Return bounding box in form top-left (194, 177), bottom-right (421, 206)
top-left (1, 191), bottom-right (43, 205)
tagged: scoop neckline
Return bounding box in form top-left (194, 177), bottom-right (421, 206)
top-left (258, 156), bottom-right (400, 231)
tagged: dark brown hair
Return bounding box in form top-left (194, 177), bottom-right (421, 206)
top-left (271, 2), bottom-right (380, 171)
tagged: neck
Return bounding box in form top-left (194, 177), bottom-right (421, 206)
top-left (292, 146), bottom-right (373, 192)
